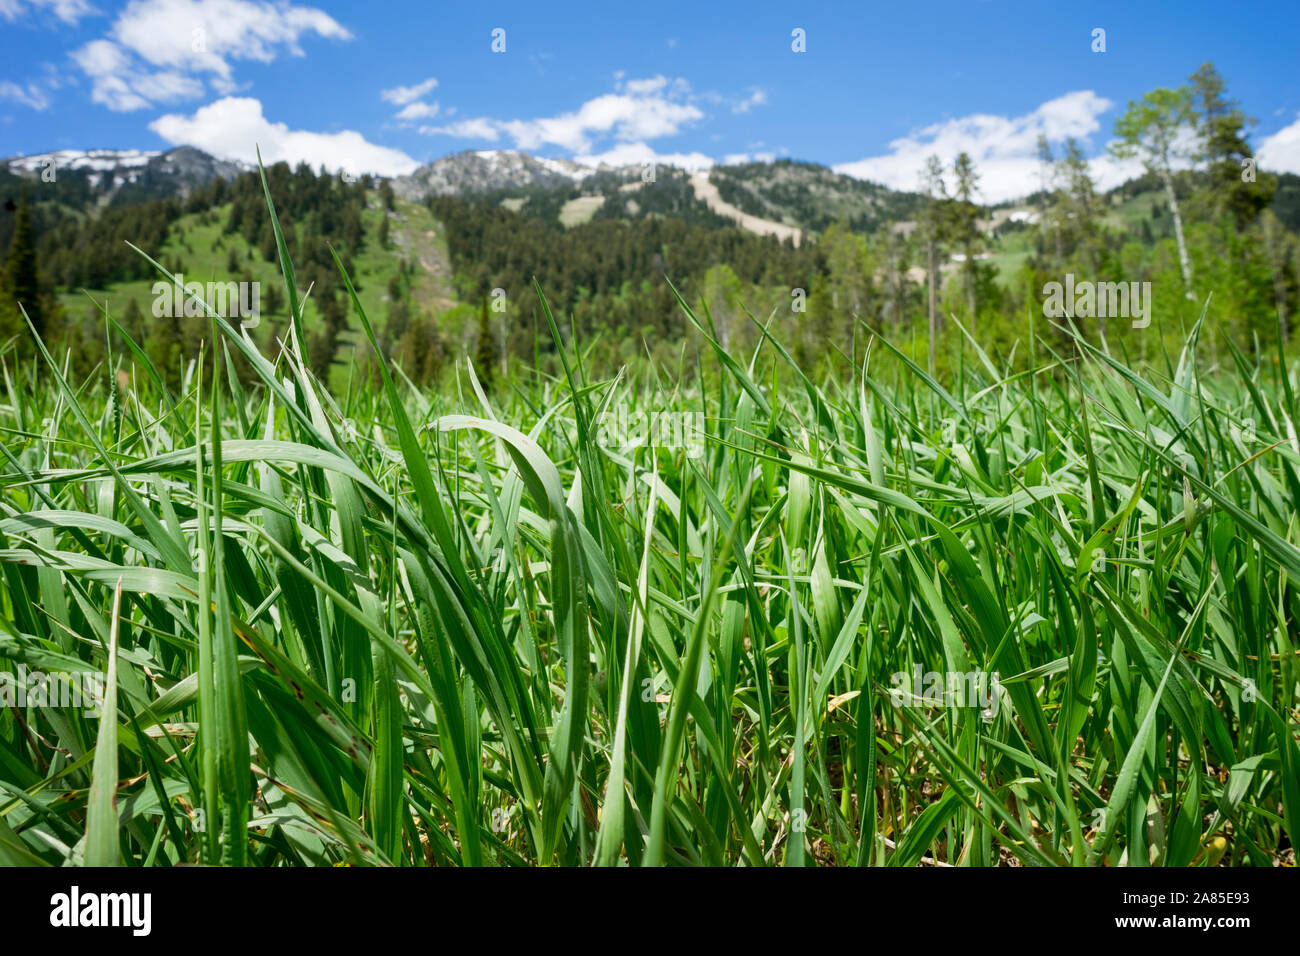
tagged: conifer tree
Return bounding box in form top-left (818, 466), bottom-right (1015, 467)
top-left (2, 190), bottom-right (44, 337)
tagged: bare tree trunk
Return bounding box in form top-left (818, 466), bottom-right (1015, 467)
top-left (1163, 171), bottom-right (1195, 300)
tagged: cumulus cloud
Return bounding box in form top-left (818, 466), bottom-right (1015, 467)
top-left (72, 38), bottom-right (203, 110)
top-left (149, 96), bottom-right (420, 176)
top-left (0, 0), bottom-right (97, 25)
top-left (423, 74), bottom-right (706, 155)
top-left (72, 0), bottom-right (349, 110)
top-left (835, 90), bottom-right (1119, 203)
top-left (1258, 112), bottom-right (1300, 175)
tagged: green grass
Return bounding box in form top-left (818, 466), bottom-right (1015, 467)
top-left (0, 174), bottom-right (1296, 867)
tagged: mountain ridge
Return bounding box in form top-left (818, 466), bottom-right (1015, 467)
top-left (7, 144), bottom-right (1298, 242)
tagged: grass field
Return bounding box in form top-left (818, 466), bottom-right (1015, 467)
top-left (1, 174), bottom-right (1297, 867)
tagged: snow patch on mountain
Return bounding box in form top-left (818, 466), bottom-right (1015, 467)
top-left (6, 149), bottom-right (159, 173)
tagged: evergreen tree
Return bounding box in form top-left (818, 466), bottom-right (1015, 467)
top-left (1190, 62), bottom-right (1275, 229)
top-left (1060, 139), bottom-right (1103, 274)
top-left (2, 190), bottom-right (44, 337)
top-left (1035, 135), bottom-right (1061, 267)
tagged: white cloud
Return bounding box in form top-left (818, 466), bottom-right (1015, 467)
top-left (382, 77), bottom-right (439, 124)
top-left (73, 38), bottom-right (204, 110)
top-left (419, 73), bottom-right (762, 170)
top-left (573, 140), bottom-right (714, 172)
top-left (381, 76), bottom-right (436, 106)
top-left (149, 96), bottom-right (420, 176)
top-left (1087, 151), bottom-right (1146, 192)
top-left (0, 0), bottom-right (97, 25)
top-left (1258, 112), bottom-right (1300, 175)
top-left (395, 101), bottom-right (439, 121)
top-left (721, 151), bottom-right (775, 165)
top-left (621, 75), bottom-right (667, 96)
top-left (72, 0), bottom-right (349, 110)
top-left (0, 80), bottom-right (51, 110)
top-left (425, 75), bottom-right (705, 155)
top-left (835, 90), bottom-right (1118, 202)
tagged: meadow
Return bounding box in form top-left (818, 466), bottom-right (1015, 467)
top-left (0, 173), bottom-right (1296, 867)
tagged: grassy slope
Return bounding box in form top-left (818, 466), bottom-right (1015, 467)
top-left (57, 191), bottom-right (457, 371)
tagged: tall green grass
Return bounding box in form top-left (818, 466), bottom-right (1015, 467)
top-left (0, 171), bottom-right (1296, 866)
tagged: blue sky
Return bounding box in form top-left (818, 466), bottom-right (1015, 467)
top-left (2, 0), bottom-right (1299, 200)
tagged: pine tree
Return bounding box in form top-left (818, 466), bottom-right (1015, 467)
top-left (2, 190), bottom-right (44, 337)
top-left (1035, 135), bottom-right (1061, 267)
top-left (1190, 62), bottom-right (1275, 230)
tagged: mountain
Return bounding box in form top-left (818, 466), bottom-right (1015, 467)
top-left (2, 146), bottom-right (248, 206)
top-left (389, 150), bottom-right (935, 242)
top-left (116, 146), bottom-right (248, 203)
top-left (707, 159), bottom-right (926, 234)
top-left (9, 144), bottom-right (1299, 240)
top-left (5, 147), bottom-right (158, 179)
top-left (1, 145), bottom-right (927, 240)
top-left (391, 149), bottom-right (597, 201)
